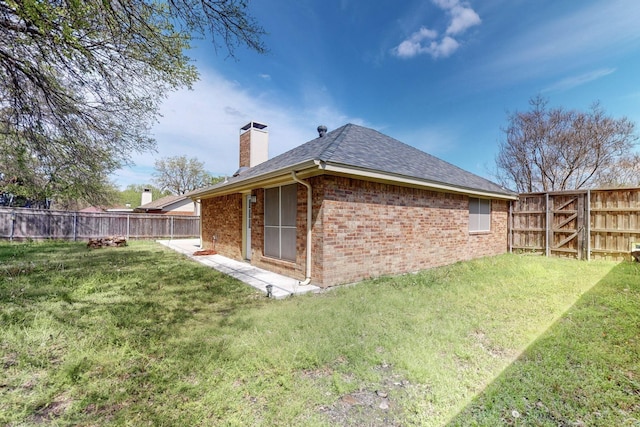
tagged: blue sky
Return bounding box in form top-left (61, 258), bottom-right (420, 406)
top-left (113, 0), bottom-right (640, 190)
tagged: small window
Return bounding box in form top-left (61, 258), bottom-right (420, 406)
top-left (264, 184), bottom-right (297, 261)
top-left (469, 198), bottom-right (491, 232)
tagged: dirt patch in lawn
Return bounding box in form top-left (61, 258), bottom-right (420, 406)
top-left (318, 363), bottom-right (415, 426)
top-left (32, 394), bottom-right (73, 424)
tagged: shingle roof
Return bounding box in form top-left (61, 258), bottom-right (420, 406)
top-left (137, 194), bottom-right (187, 210)
top-left (192, 123), bottom-right (515, 197)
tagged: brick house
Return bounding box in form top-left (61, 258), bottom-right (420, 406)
top-left (188, 122), bottom-right (517, 288)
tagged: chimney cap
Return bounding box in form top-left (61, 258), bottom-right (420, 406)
top-left (317, 125), bottom-right (328, 137)
top-left (241, 121), bottom-right (267, 131)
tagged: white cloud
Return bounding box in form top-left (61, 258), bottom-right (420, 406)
top-left (446, 4), bottom-right (481, 35)
top-left (432, 36), bottom-right (460, 58)
top-left (393, 27), bottom-right (438, 58)
top-left (542, 68), bottom-right (617, 93)
top-left (112, 68), bottom-right (365, 189)
top-left (392, 0), bottom-right (480, 59)
top-left (393, 28), bottom-right (462, 60)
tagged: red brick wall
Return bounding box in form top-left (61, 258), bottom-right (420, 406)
top-left (251, 185), bottom-right (307, 280)
top-left (199, 175), bottom-right (509, 288)
top-left (200, 194), bottom-right (242, 260)
top-left (317, 176), bottom-right (508, 287)
top-left (239, 131), bottom-right (250, 168)
top-left (309, 176), bottom-right (326, 284)
top-left (469, 199), bottom-right (509, 259)
top-left (250, 189), bottom-right (264, 262)
top-left (246, 177), bottom-right (335, 285)
top-left (199, 186), bottom-right (312, 281)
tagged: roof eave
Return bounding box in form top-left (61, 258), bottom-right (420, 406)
top-left (188, 159), bottom-right (516, 201)
top-left (318, 161), bottom-right (518, 200)
top-left (188, 159), bottom-right (319, 199)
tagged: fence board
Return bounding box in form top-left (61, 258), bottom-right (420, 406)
top-left (512, 188), bottom-right (640, 261)
top-left (0, 208), bottom-right (199, 241)
top-left (510, 194), bottom-right (546, 254)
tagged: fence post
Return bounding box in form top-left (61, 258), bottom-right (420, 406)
top-left (508, 200), bottom-right (513, 253)
top-left (170, 216), bottom-right (174, 240)
top-left (126, 214), bottom-right (130, 240)
top-left (577, 193), bottom-right (584, 260)
top-left (545, 193), bottom-right (550, 257)
top-left (73, 212), bottom-right (77, 241)
top-left (586, 189), bottom-right (591, 261)
top-left (10, 210), bottom-right (15, 241)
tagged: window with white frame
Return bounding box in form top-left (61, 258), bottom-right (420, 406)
top-left (469, 197), bottom-right (491, 232)
top-left (264, 184), bottom-right (297, 261)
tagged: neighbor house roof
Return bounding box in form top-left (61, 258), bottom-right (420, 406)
top-left (189, 124), bottom-right (517, 200)
top-left (135, 194), bottom-right (190, 212)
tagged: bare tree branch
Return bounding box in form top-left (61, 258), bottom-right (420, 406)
top-left (496, 95), bottom-right (638, 192)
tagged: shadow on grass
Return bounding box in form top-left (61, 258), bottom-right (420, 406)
top-left (447, 261), bottom-right (640, 426)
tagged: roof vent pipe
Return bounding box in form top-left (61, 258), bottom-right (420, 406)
top-left (317, 125), bottom-right (327, 137)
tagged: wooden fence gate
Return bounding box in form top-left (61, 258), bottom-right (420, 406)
top-left (511, 188), bottom-right (640, 261)
top-left (548, 192), bottom-right (587, 259)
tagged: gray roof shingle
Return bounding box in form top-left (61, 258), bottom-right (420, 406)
top-left (137, 194), bottom-right (187, 210)
top-left (193, 123), bottom-right (514, 197)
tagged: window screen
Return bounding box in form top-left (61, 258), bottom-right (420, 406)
top-left (264, 184), bottom-right (297, 261)
top-left (469, 198), bottom-right (491, 232)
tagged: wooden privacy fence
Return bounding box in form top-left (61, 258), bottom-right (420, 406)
top-left (510, 188), bottom-right (640, 261)
top-left (0, 207), bottom-right (200, 241)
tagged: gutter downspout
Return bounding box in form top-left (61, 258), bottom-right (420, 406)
top-left (198, 199), bottom-right (203, 249)
top-left (291, 171), bottom-right (312, 285)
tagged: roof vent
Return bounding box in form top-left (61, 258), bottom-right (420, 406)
top-left (317, 125), bottom-right (327, 137)
top-left (233, 166), bottom-right (250, 177)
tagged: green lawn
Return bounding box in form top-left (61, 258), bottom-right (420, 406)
top-left (1, 240), bottom-right (638, 426)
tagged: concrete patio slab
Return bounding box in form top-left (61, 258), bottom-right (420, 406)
top-left (157, 239), bottom-right (320, 299)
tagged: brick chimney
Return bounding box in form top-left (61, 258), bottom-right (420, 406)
top-left (239, 122), bottom-right (268, 168)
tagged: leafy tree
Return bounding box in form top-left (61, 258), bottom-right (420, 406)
top-left (0, 131), bottom-right (120, 208)
top-left (119, 184), bottom-right (171, 208)
top-left (66, 181), bottom-right (121, 211)
top-left (0, 0), bottom-right (265, 206)
top-left (153, 155), bottom-right (211, 195)
top-left (496, 96), bottom-right (638, 192)
top-left (211, 175), bottom-right (226, 185)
